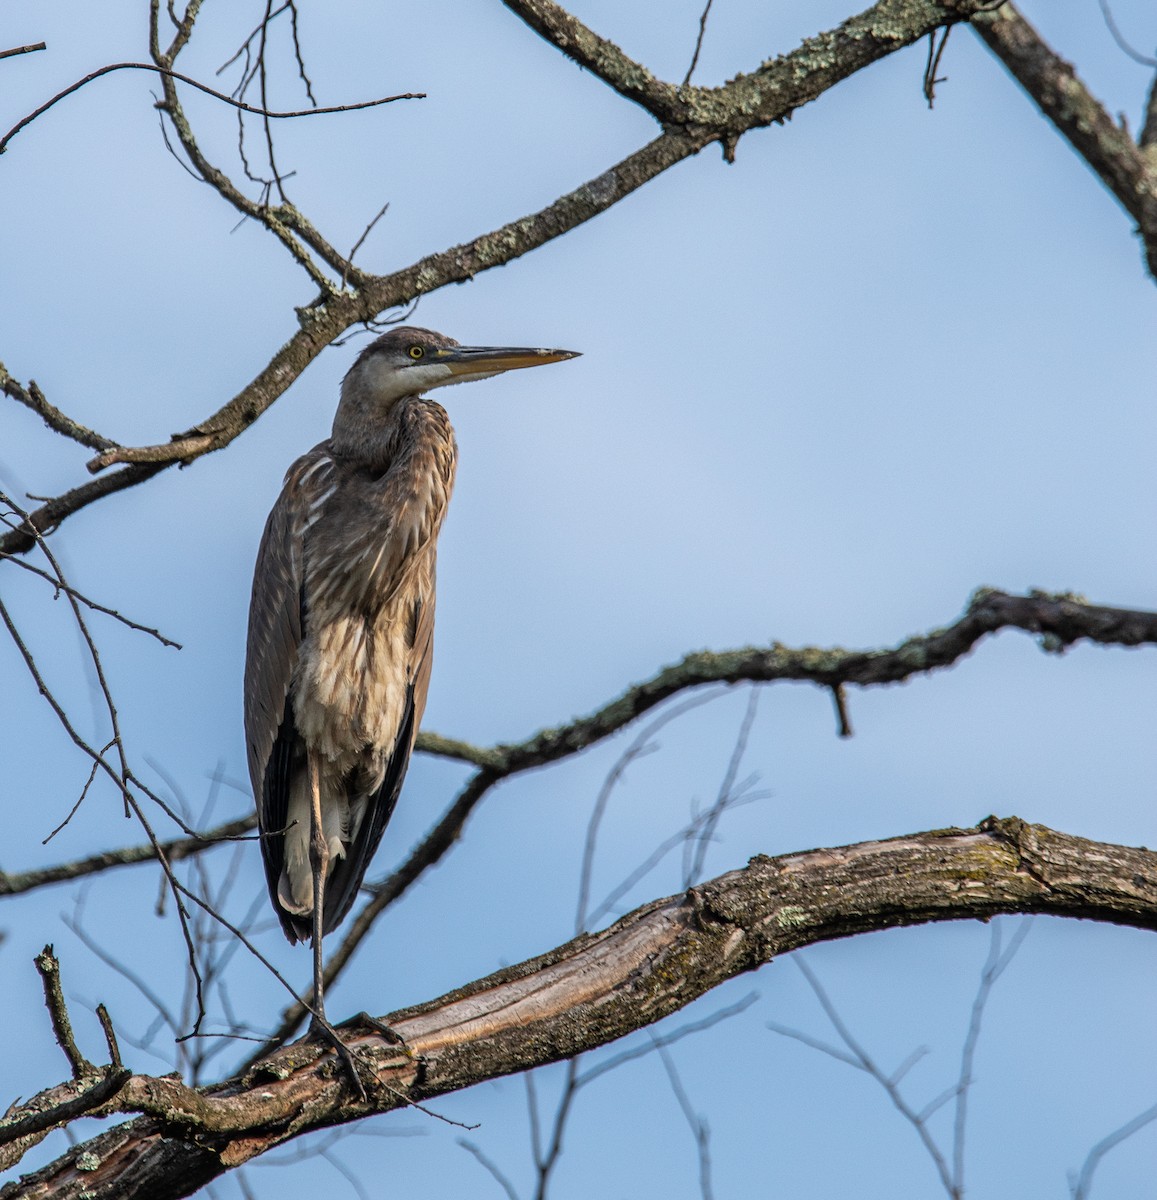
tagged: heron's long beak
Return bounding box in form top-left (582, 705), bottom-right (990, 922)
top-left (436, 344), bottom-right (580, 377)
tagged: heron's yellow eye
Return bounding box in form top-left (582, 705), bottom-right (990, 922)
top-left (408, 345), bottom-right (424, 360)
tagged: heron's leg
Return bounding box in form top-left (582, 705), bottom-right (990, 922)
top-left (304, 753), bottom-right (369, 1098)
top-left (307, 751), bottom-right (329, 1026)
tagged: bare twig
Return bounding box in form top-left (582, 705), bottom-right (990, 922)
top-left (830, 682), bottom-right (853, 738)
top-left (1070, 1100), bottom-right (1157, 1200)
top-left (683, 686), bottom-right (760, 886)
top-left (1095, 0), bottom-right (1157, 68)
top-left (0, 548), bottom-right (180, 647)
top-left (343, 202), bottom-right (391, 289)
top-left (0, 60), bottom-right (423, 155)
top-left (96, 1005), bottom-right (124, 1069)
top-left (923, 26), bottom-right (951, 107)
top-left (0, 43), bottom-right (47, 61)
top-left (951, 921), bottom-right (1033, 1191)
top-left (770, 921), bottom-right (1033, 1199)
top-left (682, 0), bottom-right (715, 88)
top-left (576, 993), bottom-right (757, 1089)
top-left (787, 956), bottom-right (957, 1195)
top-left (0, 365), bottom-right (117, 450)
top-left (459, 1138), bottom-right (522, 1200)
top-left (655, 1041), bottom-right (714, 1200)
top-left (35, 946), bottom-right (94, 1079)
top-left (576, 692), bottom-right (719, 932)
top-left (0, 814), bottom-right (256, 897)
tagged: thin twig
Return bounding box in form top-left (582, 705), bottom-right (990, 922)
top-left (1070, 1101), bottom-right (1157, 1200)
top-left (0, 549), bottom-right (180, 646)
top-left (576, 692), bottom-right (719, 932)
top-left (95, 1005), bottom-right (123, 1069)
top-left (830, 682), bottom-right (853, 738)
top-left (459, 1138), bottom-right (523, 1200)
top-left (655, 1041), bottom-right (714, 1200)
top-left (923, 26), bottom-right (951, 107)
top-left (951, 920), bottom-right (1033, 1191)
top-left (343, 202), bottom-right (391, 289)
top-left (0, 813), bottom-right (257, 897)
top-left (1095, 0), bottom-right (1157, 68)
top-left (577, 993), bottom-right (757, 1088)
top-left (682, 0), bottom-right (715, 88)
top-left (0, 61), bottom-right (423, 155)
top-left (792, 957), bottom-right (957, 1195)
top-left (684, 687), bottom-right (761, 885)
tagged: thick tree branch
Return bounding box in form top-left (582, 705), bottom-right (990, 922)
top-left (5, 0), bottom-right (992, 555)
top-left (972, 3), bottom-right (1157, 280)
top-left (6, 817), bottom-right (1156, 1199)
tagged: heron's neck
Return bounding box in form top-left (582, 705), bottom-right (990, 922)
top-left (330, 385), bottom-right (452, 472)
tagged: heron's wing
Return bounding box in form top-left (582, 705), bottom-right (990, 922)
top-left (244, 447), bottom-right (337, 923)
top-left (320, 569), bottom-right (438, 935)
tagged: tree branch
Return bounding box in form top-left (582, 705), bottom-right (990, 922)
top-left (6, 816), bottom-right (1156, 1198)
top-left (0, 362), bottom-right (117, 451)
top-left (0, 43), bottom-right (46, 62)
top-left (0, 816), bottom-right (256, 898)
top-left (4, 0), bottom-right (994, 555)
top-left (3, 586), bottom-right (1152, 916)
top-left (971, 3), bottom-right (1157, 280)
top-left (504, 0), bottom-right (980, 141)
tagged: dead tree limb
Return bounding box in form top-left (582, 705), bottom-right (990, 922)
top-left (4, 816), bottom-right (1154, 1199)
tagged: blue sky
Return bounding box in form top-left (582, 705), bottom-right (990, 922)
top-left (2, 2), bottom-right (1156, 1197)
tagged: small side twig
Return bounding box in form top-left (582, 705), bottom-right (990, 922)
top-left (831, 683), bottom-right (853, 738)
top-left (95, 1005), bottom-right (123, 1069)
top-left (682, 0), bottom-right (715, 88)
top-left (923, 26), bottom-right (951, 107)
top-left (35, 946), bottom-right (95, 1079)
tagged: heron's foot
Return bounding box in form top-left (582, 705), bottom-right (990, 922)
top-left (308, 1012), bottom-right (369, 1102)
top-left (347, 1010), bottom-right (411, 1053)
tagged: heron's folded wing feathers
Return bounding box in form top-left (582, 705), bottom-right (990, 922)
top-left (244, 448), bottom-right (336, 850)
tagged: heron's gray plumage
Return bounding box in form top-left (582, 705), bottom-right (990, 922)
top-left (244, 326), bottom-right (578, 950)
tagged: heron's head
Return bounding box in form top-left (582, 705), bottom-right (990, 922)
top-left (342, 326), bottom-right (579, 408)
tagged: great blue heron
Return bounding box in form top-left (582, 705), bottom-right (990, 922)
top-left (244, 326), bottom-right (579, 1038)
